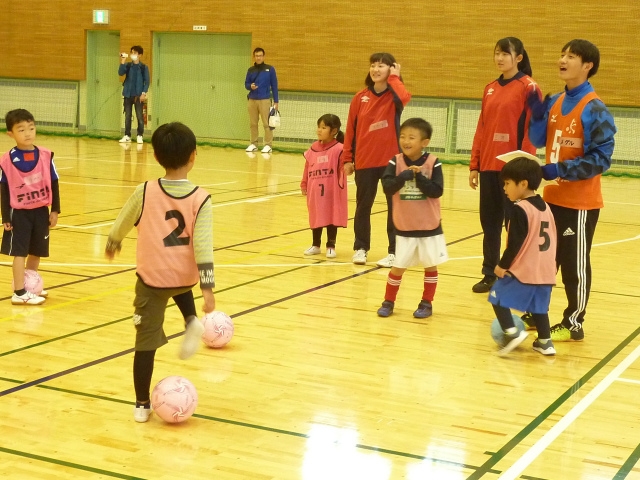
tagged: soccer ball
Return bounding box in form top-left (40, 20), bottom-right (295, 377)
top-left (490, 314), bottom-right (526, 347)
top-left (11, 269), bottom-right (44, 295)
top-left (201, 311), bottom-right (234, 348)
top-left (151, 376), bottom-right (198, 423)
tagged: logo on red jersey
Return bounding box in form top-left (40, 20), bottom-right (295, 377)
top-left (361, 96), bottom-right (370, 103)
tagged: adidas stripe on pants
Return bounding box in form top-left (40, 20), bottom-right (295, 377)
top-left (549, 204), bottom-right (600, 330)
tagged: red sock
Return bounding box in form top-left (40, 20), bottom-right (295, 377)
top-left (422, 269), bottom-right (438, 302)
top-left (384, 272), bottom-right (403, 302)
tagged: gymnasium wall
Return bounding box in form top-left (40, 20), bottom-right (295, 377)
top-left (1, 0), bottom-right (639, 106)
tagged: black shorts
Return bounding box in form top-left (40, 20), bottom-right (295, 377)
top-left (1, 206), bottom-right (50, 257)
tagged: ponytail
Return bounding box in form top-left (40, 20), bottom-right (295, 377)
top-left (519, 48), bottom-right (533, 77)
top-left (335, 130), bottom-right (345, 144)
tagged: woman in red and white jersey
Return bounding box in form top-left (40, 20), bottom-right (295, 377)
top-left (469, 37), bottom-right (541, 294)
top-left (343, 52), bottom-right (411, 267)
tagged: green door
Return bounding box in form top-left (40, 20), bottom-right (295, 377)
top-left (153, 33), bottom-right (251, 140)
top-left (86, 31), bottom-right (122, 133)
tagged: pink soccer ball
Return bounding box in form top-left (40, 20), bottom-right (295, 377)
top-left (24, 270), bottom-right (44, 295)
top-left (12, 269), bottom-right (44, 295)
top-left (201, 311), bottom-right (234, 348)
top-left (151, 376), bottom-right (198, 423)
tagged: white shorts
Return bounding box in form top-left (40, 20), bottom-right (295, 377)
top-left (394, 234), bottom-right (448, 269)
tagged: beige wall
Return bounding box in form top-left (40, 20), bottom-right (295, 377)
top-left (1, 1), bottom-right (639, 106)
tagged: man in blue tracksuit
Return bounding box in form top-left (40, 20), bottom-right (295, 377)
top-left (244, 47), bottom-right (279, 154)
top-left (118, 45), bottom-right (150, 144)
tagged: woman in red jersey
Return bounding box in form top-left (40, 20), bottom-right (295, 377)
top-left (343, 52), bottom-right (411, 267)
top-left (469, 37), bottom-right (541, 293)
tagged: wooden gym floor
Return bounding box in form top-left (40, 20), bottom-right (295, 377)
top-left (1, 135), bottom-right (639, 479)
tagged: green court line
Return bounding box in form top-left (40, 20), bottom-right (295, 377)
top-left (0, 263), bottom-right (313, 359)
top-left (4, 238), bottom-right (637, 478)
top-left (467, 325), bottom-right (640, 479)
top-left (613, 441), bottom-right (640, 479)
top-left (0, 378), bottom-right (500, 475)
top-left (0, 446), bottom-right (145, 479)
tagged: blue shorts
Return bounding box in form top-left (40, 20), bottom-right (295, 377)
top-left (487, 275), bottom-right (552, 314)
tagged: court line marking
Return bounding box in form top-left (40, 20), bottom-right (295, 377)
top-left (497, 344), bottom-right (640, 480)
top-left (48, 189), bottom-right (302, 230)
top-left (0, 257), bottom-right (485, 269)
top-left (0, 445), bottom-right (144, 480)
top-left (616, 377), bottom-right (640, 385)
top-left (0, 379), bottom-right (500, 476)
top-left (0, 286), bottom-right (132, 324)
top-left (467, 325), bottom-right (640, 479)
top-left (593, 233), bottom-right (640, 247)
top-left (0, 212), bottom-right (638, 479)
top-left (0, 447), bottom-right (145, 480)
top-left (56, 222), bottom-right (115, 229)
top-left (0, 264), bottom-right (502, 475)
top-left (58, 180), bottom-right (237, 188)
top-left (613, 442), bottom-right (640, 479)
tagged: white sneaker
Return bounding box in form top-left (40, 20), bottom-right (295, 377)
top-left (326, 248), bottom-right (337, 259)
top-left (12, 291), bottom-right (45, 305)
top-left (119, 135), bottom-right (131, 143)
top-left (179, 318), bottom-right (205, 360)
top-left (39, 289), bottom-right (48, 298)
top-left (304, 246), bottom-right (321, 256)
top-left (376, 254), bottom-right (395, 268)
top-left (136, 135), bottom-right (143, 144)
top-left (133, 404), bottom-right (152, 423)
top-left (245, 144), bottom-right (258, 152)
top-left (498, 330), bottom-right (529, 356)
top-left (352, 249), bottom-right (367, 265)
top-left (261, 145), bottom-right (272, 153)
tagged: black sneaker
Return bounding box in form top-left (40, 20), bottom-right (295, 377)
top-left (377, 300), bottom-right (394, 317)
top-left (413, 300), bottom-right (432, 318)
top-left (550, 323), bottom-right (584, 342)
top-left (521, 312), bottom-right (537, 330)
top-left (472, 275), bottom-right (496, 293)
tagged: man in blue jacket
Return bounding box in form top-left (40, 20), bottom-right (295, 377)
top-left (118, 46), bottom-right (150, 144)
top-left (244, 48), bottom-right (279, 154)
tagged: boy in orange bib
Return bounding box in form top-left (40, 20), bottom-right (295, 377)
top-left (527, 39), bottom-right (617, 342)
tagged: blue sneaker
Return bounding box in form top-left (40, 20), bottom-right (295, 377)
top-left (377, 300), bottom-right (394, 317)
top-left (532, 339), bottom-right (556, 356)
top-left (413, 300), bottom-right (432, 318)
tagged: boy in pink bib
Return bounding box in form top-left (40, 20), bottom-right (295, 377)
top-left (1, 109), bottom-right (60, 305)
